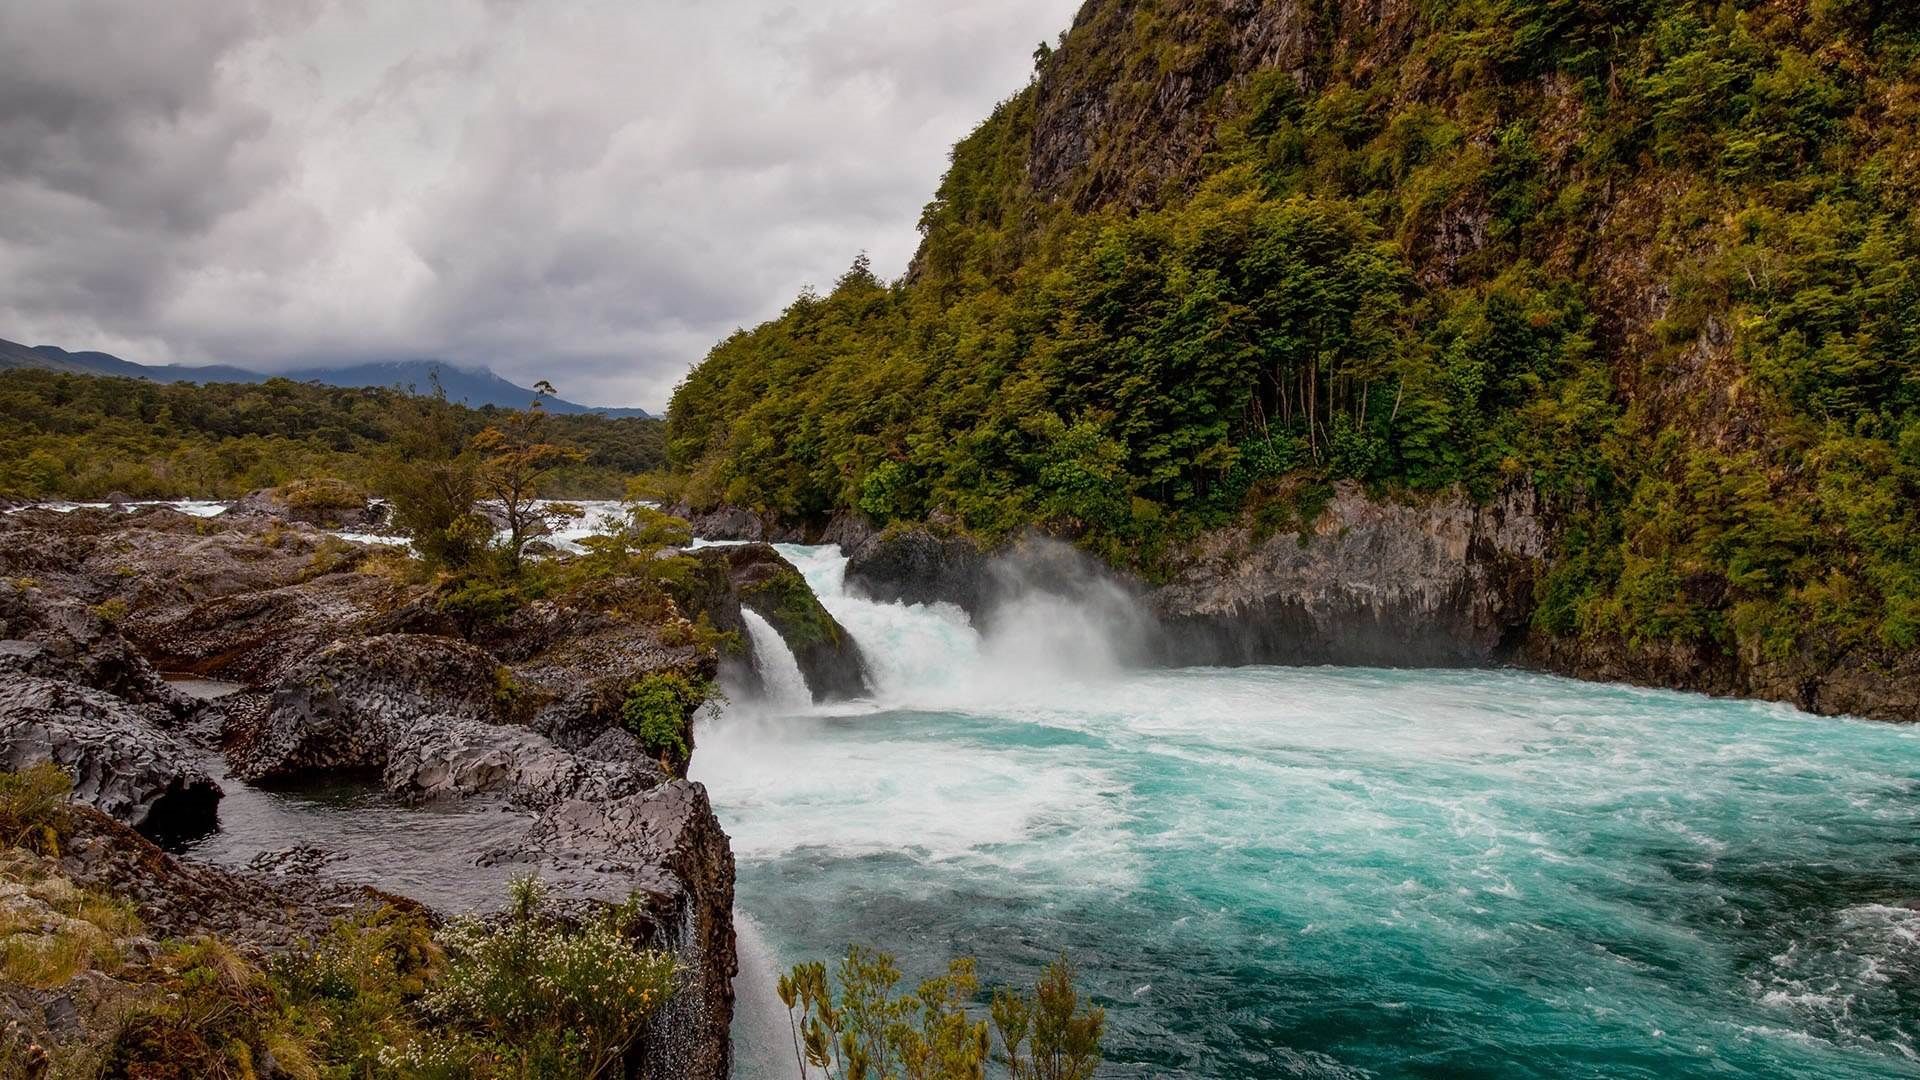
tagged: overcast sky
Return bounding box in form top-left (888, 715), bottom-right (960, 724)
top-left (0, 0), bottom-right (1080, 409)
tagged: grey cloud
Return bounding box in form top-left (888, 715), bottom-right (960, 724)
top-left (0, 0), bottom-right (1082, 408)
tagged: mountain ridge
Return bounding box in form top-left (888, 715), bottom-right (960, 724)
top-left (0, 337), bottom-right (653, 418)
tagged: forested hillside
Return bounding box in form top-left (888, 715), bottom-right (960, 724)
top-left (668, 0), bottom-right (1920, 687)
top-left (0, 370), bottom-right (664, 500)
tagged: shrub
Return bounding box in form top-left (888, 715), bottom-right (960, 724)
top-left (0, 764), bottom-right (73, 854)
top-left (275, 477), bottom-right (365, 511)
top-left (619, 672), bottom-right (711, 768)
top-left (427, 875), bottom-right (677, 1078)
top-left (779, 947), bottom-right (1103, 1080)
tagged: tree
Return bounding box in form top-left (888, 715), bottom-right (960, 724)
top-left (470, 398), bottom-right (587, 573)
top-left (379, 382), bottom-right (491, 571)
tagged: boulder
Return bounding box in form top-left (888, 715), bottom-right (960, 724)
top-left (0, 674), bottom-right (220, 840)
top-left (232, 634), bottom-right (659, 806)
top-left (834, 518), bottom-right (991, 617)
top-left (223, 481), bottom-right (387, 529)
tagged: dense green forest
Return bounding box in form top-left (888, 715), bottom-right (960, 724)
top-left (0, 370), bottom-right (664, 501)
top-left (668, 0), bottom-right (1920, 667)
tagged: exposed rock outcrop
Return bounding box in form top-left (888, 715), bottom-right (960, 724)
top-left (1152, 482), bottom-right (1550, 666)
top-left (223, 481), bottom-right (389, 529)
top-left (0, 675), bottom-right (220, 840)
top-left (0, 582), bottom-right (186, 718)
top-left (0, 505), bottom-right (418, 687)
top-left (832, 515), bottom-right (991, 618)
top-left (497, 781), bottom-right (737, 1080)
top-left (680, 545), bottom-right (870, 701)
top-left (231, 634), bottom-right (660, 805)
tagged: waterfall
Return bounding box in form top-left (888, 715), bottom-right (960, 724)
top-left (741, 609), bottom-right (812, 709)
top-left (770, 542), bottom-right (1142, 709)
top-left (771, 543), bottom-right (984, 703)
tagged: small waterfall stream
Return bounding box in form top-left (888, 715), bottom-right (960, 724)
top-left (740, 608), bottom-right (812, 710)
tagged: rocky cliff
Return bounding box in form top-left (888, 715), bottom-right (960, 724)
top-left (664, 0), bottom-right (1920, 726)
top-left (1150, 482), bottom-right (1549, 667)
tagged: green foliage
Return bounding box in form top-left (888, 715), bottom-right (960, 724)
top-left (0, 763), bottom-right (72, 855)
top-left (777, 946), bottom-right (1103, 1080)
top-left (619, 672), bottom-right (710, 768)
top-left (73, 876), bottom-right (675, 1080)
top-left (425, 876), bottom-right (677, 1078)
top-left (667, 0), bottom-right (1920, 668)
top-left (0, 368), bottom-right (661, 503)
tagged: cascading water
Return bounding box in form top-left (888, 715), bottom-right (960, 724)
top-left (698, 544), bottom-right (1920, 1080)
top-left (740, 608), bottom-right (812, 710)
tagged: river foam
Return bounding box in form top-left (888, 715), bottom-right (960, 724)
top-left (700, 543), bottom-right (1920, 1080)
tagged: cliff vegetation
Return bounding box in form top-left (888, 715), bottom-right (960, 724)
top-left (667, 0), bottom-right (1920, 684)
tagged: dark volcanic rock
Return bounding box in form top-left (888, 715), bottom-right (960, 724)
top-left (233, 634), bottom-right (658, 805)
top-left (0, 582), bottom-right (186, 718)
top-left (223, 483), bottom-right (389, 529)
top-left (482, 587), bottom-right (711, 763)
top-left (499, 780), bottom-right (736, 1080)
top-left (56, 805), bottom-right (419, 950)
top-left (834, 518), bottom-right (990, 617)
top-left (1151, 482), bottom-right (1550, 667)
top-left (0, 674), bottom-right (219, 839)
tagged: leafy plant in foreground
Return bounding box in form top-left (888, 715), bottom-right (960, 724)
top-left (779, 946), bottom-right (1104, 1080)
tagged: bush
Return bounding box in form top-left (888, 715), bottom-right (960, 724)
top-left (427, 875), bottom-right (677, 1078)
top-left (619, 672), bottom-right (710, 768)
top-left (275, 476), bottom-right (365, 510)
top-left (0, 764), bottom-right (72, 854)
top-left (778, 946), bottom-right (1103, 1080)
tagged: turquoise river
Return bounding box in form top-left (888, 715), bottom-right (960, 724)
top-left (696, 544), bottom-right (1920, 1080)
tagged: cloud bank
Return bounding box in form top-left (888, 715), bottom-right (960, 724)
top-left (0, 0), bottom-right (1080, 408)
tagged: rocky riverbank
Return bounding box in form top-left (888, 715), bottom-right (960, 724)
top-left (682, 484), bottom-right (1920, 725)
top-left (0, 504), bottom-right (744, 1077)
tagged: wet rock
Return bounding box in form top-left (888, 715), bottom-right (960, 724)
top-left (681, 545), bottom-right (870, 701)
top-left (0, 675), bottom-right (219, 840)
top-left (54, 806), bottom-right (421, 950)
top-left (0, 582), bottom-right (187, 718)
top-left (835, 518), bottom-right (990, 617)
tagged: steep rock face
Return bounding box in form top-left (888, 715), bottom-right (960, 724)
top-left (1152, 482), bottom-right (1550, 666)
top-left (1525, 628), bottom-right (1920, 723)
top-left (503, 782), bottom-right (737, 1080)
top-left (832, 516), bottom-right (991, 618)
top-left (0, 675), bottom-right (220, 839)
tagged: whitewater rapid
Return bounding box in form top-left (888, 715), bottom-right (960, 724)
top-left (700, 544), bottom-right (1920, 1080)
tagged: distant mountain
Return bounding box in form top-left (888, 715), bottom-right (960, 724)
top-left (0, 338), bottom-right (653, 418)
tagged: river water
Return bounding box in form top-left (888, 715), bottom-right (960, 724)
top-left (698, 544), bottom-right (1920, 1080)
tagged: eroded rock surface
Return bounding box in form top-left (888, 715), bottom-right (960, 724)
top-left (0, 675), bottom-right (219, 839)
top-left (1152, 482), bottom-right (1550, 666)
top-left (232, 634), bottom-right (659, 805)
top-left (681, 544), bottom-right (870, 701)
